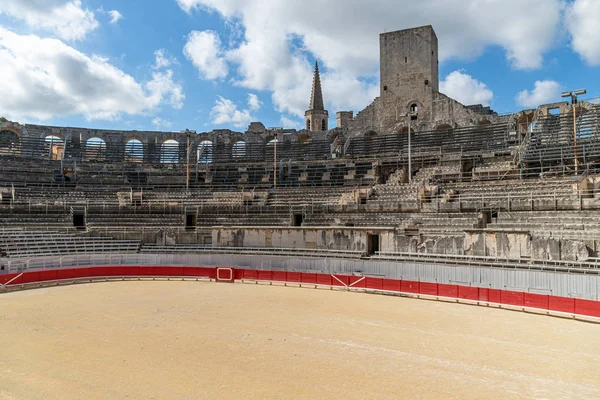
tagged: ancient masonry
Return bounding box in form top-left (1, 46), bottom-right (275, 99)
top-left (305, 62), bottom-right (329, 132)
top-left (1, 25), bottom-right (600, 319)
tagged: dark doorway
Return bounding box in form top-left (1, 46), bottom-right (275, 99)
top-left (293, 213), bottom-right (303, 227)
top-left (367, 234), bottom-right (380, 256)
top-left (186, 213), bottom-right (197, 230)
top-left (73, 212), bottom-right (86, 229)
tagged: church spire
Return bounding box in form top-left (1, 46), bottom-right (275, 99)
top-left (309, 61), bottom-right (324, 111)
top-left (305, 60), bottom-right (328, 132)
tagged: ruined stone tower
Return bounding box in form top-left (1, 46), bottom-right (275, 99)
top-left (380, 25), bottom-right (439, 99)
top-left (305, 62), bottom-right (328, 132)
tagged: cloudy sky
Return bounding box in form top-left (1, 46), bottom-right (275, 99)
top-left (0, 0), bottom-right (599, 132)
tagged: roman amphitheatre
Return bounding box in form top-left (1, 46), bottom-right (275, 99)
top-left (1, 25), bottom-right (600, 399)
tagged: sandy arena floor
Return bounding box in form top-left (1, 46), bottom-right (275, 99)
top-left (0, 281), bottom-right (599, 400)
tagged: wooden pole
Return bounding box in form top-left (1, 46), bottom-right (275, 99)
top-left (186, 134), bottom-right (190, 190)
top-left (573, 102), bottom-right (578, 175)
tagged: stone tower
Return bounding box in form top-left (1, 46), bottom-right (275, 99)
top-left (379, 25), bottom-right (439, 99)
top-left (305, 61), bottom-right (328, 132)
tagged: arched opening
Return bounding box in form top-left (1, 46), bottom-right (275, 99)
top-left (44, 135), bottom-right (64, 160)
top-left (267, 138), bottom-right (279, 146)
top-left (409, 103), bottom-right (419, 113)
top-left (0, 129), bottom-right (21, 156)
top-left (197, 140), bottom-right (212, 164)
top-left (365, 130), bottom-right (377, 137)
top-left (232, 140), bottom-right (245, 158)
top-left (125, 139), bottom-right (144, 163)
top-left (321, 119), bottom-right (327, 131)
top-left (477, 119), bottom-right (491, 126)
top-left (306, 119), bottom-right (311, 131)
top-left (85, 138), bottom-right (106, 161)
top-left (399, 127), bottom-right (409, 135)
top-left (435, 124), bottom-right (453, 134)
top-left (161, 139), bottom-right (179, 164)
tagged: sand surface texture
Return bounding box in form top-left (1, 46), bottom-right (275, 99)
top-left (1, 281), bottom-right (599, 400)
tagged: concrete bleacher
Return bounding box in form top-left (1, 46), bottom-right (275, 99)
top-left (0, 229), bottom-right (140, 258)
top-left (436, 176), bottom-right (580, 209)
top-left (1, 110), bottom-right (599, 264)
top-left (489, 210), bottom-right (600, 239)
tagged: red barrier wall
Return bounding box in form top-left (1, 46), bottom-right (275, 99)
top-left (2, 266), bottom-right (600, 320)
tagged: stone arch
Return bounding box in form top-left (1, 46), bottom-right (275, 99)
top-left (405, 100), bottom-right (423, 114)
top-left (161, 139), bottom-right (179, 164)
top-left (435, 124), bottom-right (454, 134)
top-left (125, 138), bottom-right (144, 163)
top-left (399, 127), bottom-right (409, 135)
top-left (232, 139), bottom-right (246, 158)
top-left (265, 134), bottom-right (280, 145)
top-left (85, 137), bottom-right (107, 161)
top-left (45, 134), bottom-right (65, 160)
top-left (198, 139), bottom-right (213, 164)
top-left (0, 128), bottom-right (21, 156)
top-left (477, 119), bottom-right (492, 126)
top-left (365, 130), bottom-right (378, 137)
top-left (321, 119), bottom-right (327, 131)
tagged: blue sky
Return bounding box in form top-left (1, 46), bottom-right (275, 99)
top-left (0, 0), bottom-right (599, 132)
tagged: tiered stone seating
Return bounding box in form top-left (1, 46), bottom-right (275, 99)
top-left (438, 177), bottom-right (578, 206)
top-left (266, 187), bottom-right (351, 207)
top-left (489, 210), bottom-right (600, 238)
top-left (303, 211), bottom-right (478, 230)
top-left (0, 229), bottom-right (140, 258)
top-left (196, 207), bottom-right (290, 227)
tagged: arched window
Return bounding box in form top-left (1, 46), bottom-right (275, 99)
top-left (410, 103), bottom-right (419, 113)
top-left (232, 140), bottom-right (245, 158)
top-left (0, 130), bottom-right (20, 156)
top-left (85, 138), bottom-right (106, 160)
top-left (125, 139), bottom-right (143, 162)
top-left (197, 140), bottom-right (212, 164)
top-left (306, 119), bottom-right (311, 131)
top-left (45, 135), bottom-right (64, 160)
top-left (321, 119), bottom-right (326, 131)
top-left (161, 139), bottom-right (179, 164)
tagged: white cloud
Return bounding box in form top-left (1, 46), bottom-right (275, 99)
top-left (566, 0), bottom-right (600, 66)
top-left (108, 10), bottom-right (123, 24)
top-left (0, 27), bottom-right (184, 121)
top-left (516, 80), bottom-right (562, 108)
top-left (0, 0), bottom-right (99, 41)
top-left (247, 93), bottom-right (262, 111)
top-left (210, 96), bottom-right (254, 128)
top-left (178, 0), bottom-right (559, 117)
top-left (183, 30), bottom-right (229, 80)
top-left (280, 116), bottom-right (301, 129)
top-left (152, 117), bottom-right (173, 129)
top-left (440, 70), bottom-right (493, 106)
top-left (154, 49), bottom-right (178, 69)
top-left (146, 70), bottom-right (185, 110)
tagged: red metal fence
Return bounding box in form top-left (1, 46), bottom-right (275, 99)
top-left (1, 266), bottom-right (599, 320)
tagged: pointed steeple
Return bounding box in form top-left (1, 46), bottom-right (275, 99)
top-left (305, 61), bottom-right (328, 132)
top-left (309, 61), bottom-right (324, 111)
